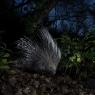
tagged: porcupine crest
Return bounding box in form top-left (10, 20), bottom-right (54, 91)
top-left (15, 28), bottom-right (61, 74)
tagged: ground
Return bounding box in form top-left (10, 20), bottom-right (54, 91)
top-left (0, 69), bottom-right (95, 95)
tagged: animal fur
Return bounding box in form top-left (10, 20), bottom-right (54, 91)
top-left (15, 28), bottom-right (61, 74)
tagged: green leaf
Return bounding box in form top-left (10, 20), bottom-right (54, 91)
top-left (3, 53), bottom-right (10, 58)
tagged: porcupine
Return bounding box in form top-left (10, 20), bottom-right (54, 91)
top-left (15, 27), bottom-right (61, 74)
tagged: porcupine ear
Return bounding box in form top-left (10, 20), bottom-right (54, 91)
top-left (14, 27), bottom-right (61, 74)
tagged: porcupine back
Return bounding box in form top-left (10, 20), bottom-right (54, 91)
top-left (15, 28), bottom-right (61, 74)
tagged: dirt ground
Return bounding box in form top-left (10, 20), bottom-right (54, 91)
top-left (0, 69), bottom-right (95, 95)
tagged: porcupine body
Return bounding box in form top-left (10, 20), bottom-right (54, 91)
top-left (15, 28), bottom-right (61, 74)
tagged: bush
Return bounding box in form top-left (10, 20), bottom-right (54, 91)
top-left (0, 43), bottom-right (11, 71)
top-left (57, 31), bottom-right (95, 79)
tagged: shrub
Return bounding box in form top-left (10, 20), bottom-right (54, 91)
top-left (0, 43), bottom-right (11, 70)
top-left (57, 31), bottom-right (95, 79)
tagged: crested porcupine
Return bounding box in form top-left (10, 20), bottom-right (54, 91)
top-left (14, 28), bottom-right (61, 74)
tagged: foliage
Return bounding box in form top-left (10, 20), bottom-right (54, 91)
top-left (0, 43), bottom-right (11, 71)
top-left (57, 31), bottom-right (95, 79)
